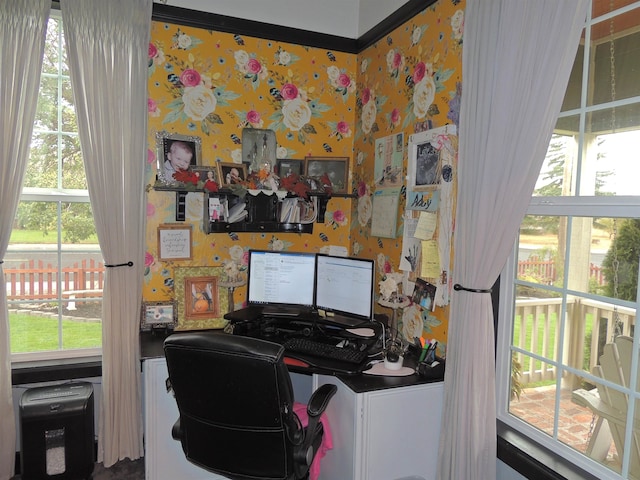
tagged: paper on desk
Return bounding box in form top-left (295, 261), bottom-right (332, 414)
top-left (420, 240), bottom-right (440, 278)
top-left (414, 211), bottom-right (437, 240)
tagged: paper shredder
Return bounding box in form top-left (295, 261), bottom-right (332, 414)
top-left (19, 381), bottom-right (95, 480)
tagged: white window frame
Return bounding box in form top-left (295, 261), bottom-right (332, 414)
top-left (8, 9), bottom-right (101, 364)
top-left (496, 2), bottom-right (640, 478)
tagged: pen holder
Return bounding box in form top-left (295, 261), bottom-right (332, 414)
top-left (416, 357), bottom-right (445, 380)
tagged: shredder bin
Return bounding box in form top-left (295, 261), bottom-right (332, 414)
top-left (19, 381), bottom-right (95, 480)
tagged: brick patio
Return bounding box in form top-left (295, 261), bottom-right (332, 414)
top-left (509, 385), bottom-right (621, 473)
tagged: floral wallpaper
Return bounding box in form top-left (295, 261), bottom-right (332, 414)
top-left (351, 0), bottom-right (464, 353)
top-left (144, 22), bottom-right (358, 309)
top-left (143, 0), bottom-right (466, 352)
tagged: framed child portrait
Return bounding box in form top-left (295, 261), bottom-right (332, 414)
top-left (218, 162), bottom-right (247, 186)
top-left (155, 130), bottom-right (202, 186)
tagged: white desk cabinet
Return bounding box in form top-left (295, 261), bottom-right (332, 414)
top-left (143, 357), bottom-right (226, 480)
top-left (144, 356), bottom-right (443, 480)
top-left (313, 374), bottom-right (444, 480)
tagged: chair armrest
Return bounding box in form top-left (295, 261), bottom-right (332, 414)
top-left (294, 384), bottom-right (337, 477)
top-left (307, 383), bottom-right (337, 418)
top-left (171, 418), bottom-right (182, 440)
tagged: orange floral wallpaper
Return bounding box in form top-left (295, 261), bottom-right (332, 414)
top-left (143, 22), bottom-right (358, 309)
top-left (350, 0), bottom-right (463, 353)
top-left (143, 0), bottom-right (465, 351)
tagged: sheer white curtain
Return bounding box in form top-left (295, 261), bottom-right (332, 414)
top-left (60, 0), bottom-right (151, 466)
top-left (0, 2), bottom-right (49, 478)
top-left (436, 1), bottom-right (588, 479)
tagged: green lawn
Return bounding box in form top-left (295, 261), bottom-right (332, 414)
top-left (10, 229), bottom-right (99, 244)
top-left (9, 313), bottom-right (102, 352)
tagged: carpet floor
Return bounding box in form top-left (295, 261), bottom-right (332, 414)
top-left (11, 458), bottom-right (145, 480)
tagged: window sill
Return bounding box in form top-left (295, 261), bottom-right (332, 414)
top-left (497, 422), bottom-right (599, 480)
top-left (11, 358), bottom-right (102, 385)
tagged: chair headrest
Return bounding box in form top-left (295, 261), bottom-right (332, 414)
top-left (164, 331), bottom-right (284, 362)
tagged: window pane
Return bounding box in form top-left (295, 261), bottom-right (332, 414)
top-left (518, 217), bottom-right (562, 284)
top-left (588, 7), bottom-right (640, 107)
top-left (61, 135), bottom-right (86, 189)
top-left (587, 105), bottom-right (640, 138)
top-left (25, 133), bottom-right (59, 189)
top-left (8, 201), bottom-right (102, 354)
top-left (35, 76), bottom-right (59, 132)
top-left (61, 79), bottom-right (75, 133)
top-left (533, 131), bottom-right (577, 198)
top-left (534, 127), bottom-right (640, 197)
top-left (41, 17), bottom-right (62, 76)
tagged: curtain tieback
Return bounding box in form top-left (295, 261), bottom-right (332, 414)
top-left (453, 283), bottom-right (492, 294)
top-left (105, 261), bottom-right (134, 268)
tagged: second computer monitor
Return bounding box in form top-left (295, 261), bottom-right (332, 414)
top-left (314, 254), bottom-right (374, 326)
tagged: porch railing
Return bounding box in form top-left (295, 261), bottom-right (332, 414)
top-left (513, 296), bottom-right (636, 385)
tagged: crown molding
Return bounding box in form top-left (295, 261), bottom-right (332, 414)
top-left (152, 0), bottom-right (434, 54)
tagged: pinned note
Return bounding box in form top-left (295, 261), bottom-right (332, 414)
top-left (414, 211), bottom-right (437, 240)
top-left (420, 240), bottom-right (440, 278)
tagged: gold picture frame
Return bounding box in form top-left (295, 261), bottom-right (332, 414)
top-left (174, 266), bottom-right (228, 331)
top-left (217, 162), bottom-right (247, 186)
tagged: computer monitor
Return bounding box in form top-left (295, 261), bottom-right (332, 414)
top-left (246, 250), bottom-right (316, 309)
top-left (314, 254), bottom-right (375, 326)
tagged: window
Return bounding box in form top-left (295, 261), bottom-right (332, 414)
top-left (497, 2), bottom-right (640, 478)
top-left (7, 12), bottom-right (103, 362)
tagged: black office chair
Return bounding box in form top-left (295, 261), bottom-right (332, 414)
top-left (164, 332), bottom-right (337, 480)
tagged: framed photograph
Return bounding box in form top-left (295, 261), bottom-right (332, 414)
top-left (275, 159), bottom-right (304, 178)
top-left (191, 166), bottom-right (218, 187)
top-left (155, 130), bottom-right (202, 185)
top-left (412, 278), bottom-right (437, 312)
top-left (140, 301), bottom-right (176, 331)
top-left (218, 162), bottom-right (247, 186)
top-left (304, 156), bottom-right (349, 193)
top-left (157, 224), bottom-right (192, 261)
top-left (174, 266), bottom-right (228, 331)
top-left (411, 139), bottom-right (440, 190)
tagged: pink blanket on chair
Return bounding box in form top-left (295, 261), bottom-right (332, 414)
top-left (293, 402), bottom-right (333, 480)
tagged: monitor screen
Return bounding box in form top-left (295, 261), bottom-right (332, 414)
top-left (246, 250), bottom-right (316, 308)
top-left (314, 254), bottom-right (374, 323)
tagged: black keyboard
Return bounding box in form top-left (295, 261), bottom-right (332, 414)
top-left (282, 337), bottom-right (368, 365)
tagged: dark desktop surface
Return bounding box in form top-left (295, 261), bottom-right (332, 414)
top-left (140, 311), bottom-right (443, 392)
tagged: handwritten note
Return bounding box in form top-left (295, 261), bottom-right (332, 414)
top-left (159, 225), bottom-right (192, 260)
top-left (414, 211), bottom-right (437, 240)
top-left (420, 240), bottom-right (440, 278)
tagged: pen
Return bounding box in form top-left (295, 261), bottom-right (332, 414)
top-left (426, 341), bottom-right (438, 363)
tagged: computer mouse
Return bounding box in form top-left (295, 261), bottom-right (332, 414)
top-left (346, 327), bottom-right (376, 337)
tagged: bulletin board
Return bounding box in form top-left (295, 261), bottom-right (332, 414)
top-left (403, 125), bottom-right (457, 307)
